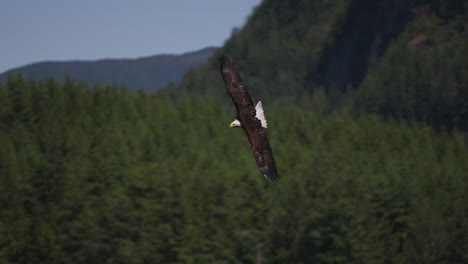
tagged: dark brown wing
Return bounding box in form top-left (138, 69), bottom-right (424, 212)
top-left (219, 55), bottom-right (279, 182)
top-left (219, 55), bottom-right (254, 115)
top-left (245, 125), bottom-right (279, 182)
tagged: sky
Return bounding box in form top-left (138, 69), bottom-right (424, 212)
top-left (0, 0), bottom-right (262, 73)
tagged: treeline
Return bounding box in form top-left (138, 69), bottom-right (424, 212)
top-left (1, 76), bottom-right (467, 263)
top-left (176, 0), bottom-right (468, 132)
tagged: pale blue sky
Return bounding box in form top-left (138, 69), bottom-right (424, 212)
top-left (0, 0), bottom-right (262, 73)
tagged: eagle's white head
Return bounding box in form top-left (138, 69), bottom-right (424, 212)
top-left (230, 119), bottom-right (241, 128)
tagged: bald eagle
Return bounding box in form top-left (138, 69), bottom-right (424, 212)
top-left (220, 56), bottom-right (279, 182)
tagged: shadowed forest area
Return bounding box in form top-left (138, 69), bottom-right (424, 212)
top-left (1, 0), bottom-right (468, 263)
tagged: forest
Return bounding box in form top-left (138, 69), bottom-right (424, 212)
top-left (1, 0), bottom-right (468, 263)
top-left (1, 76), bottom-right (467, 263)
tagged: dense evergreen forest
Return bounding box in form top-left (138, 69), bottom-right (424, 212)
top-left (1, 76), bottom-right (467, 263)
top-left (2, 0), bottom-right (468, 263)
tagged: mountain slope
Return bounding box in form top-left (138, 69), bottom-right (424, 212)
top-left (0, 47), bottom-right (217, 91)
top-left (176, 0), bottom-right (468, 131)
top-left (355, 7), bottom-right (468, 130)
top-left (177, 0), bottom-right (413, 100)
top-left (177, 0), bottom-right (351, 102)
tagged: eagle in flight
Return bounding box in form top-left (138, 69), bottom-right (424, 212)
top-left (220, 56), bottom-right (279, 182)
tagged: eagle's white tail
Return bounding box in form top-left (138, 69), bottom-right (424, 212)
top-left (255, 101), bottom-right (268, 128)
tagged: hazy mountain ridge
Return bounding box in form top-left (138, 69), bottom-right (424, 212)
top-left (0, 46), bottom-right (217, 91)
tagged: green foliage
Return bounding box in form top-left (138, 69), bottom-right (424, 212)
top-left (1, 76), bottom-right (467, 263)
top-left (355, 13), bottom-right (468, 130)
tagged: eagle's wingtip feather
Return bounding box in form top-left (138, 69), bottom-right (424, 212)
top-left (220, 55), bottom-right (233, 69)
top-left (263, 171), bottom-right (279, 182)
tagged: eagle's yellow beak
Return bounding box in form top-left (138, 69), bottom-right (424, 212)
top-left (230, 123), bottom-right (235, 128)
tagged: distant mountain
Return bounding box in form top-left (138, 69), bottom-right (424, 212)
top-left (0, 47), bottom-right (217, 91)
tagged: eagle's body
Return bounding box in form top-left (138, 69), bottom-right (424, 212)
top-left (231, 101), bottom-right (267, 128)
top-left (220, 56), bottom-right (279, 182)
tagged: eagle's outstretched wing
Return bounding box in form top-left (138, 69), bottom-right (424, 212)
top-left (220, 55), bottom-right (279, 182)
top-left (219, 56), bottom-right (253, 113)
